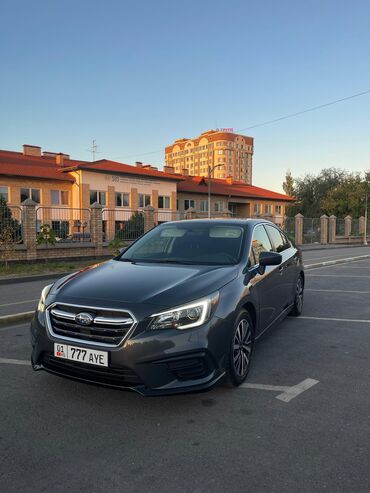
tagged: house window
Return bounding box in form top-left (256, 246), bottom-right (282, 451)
top-left (89, 190), bottom-right (106, 206)
top-left (0, 186), bottom-right (8, 202)
top-left (253, 203), bottom-right (260, 214)
top-left (184, 199), bottom-right (195, 210)
top-left (214, 201), bottom-right (224, 212)
top-left (138, 194), bottom-right (151, 208)
top-left (158, 195), bottom-right (170, 209)
top-left (264, 204), bottom-right (272, 214)
top-left (275, 205), bottom-right (282, 214)
top-left (51, 190), bottom-right (69, 206)
top-left (200, 200), bottom-right (208, 212)
top-left (20, 188), bottom-right (40, 203)
top-left (115, 192), bottom-right (129, 207)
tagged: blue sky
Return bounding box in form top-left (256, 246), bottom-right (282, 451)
top-left (1, 0), bottom-right (369, 191)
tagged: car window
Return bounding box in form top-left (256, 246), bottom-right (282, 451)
top-left (250, 225), bottom-right (272, 264)
top-left (280, 230), bottom-right (292, 250)
top-left (265, 225), bottom-right (289, 253)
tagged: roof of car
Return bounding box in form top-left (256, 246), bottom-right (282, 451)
top-left (157, 218), bottom-right (278, 227)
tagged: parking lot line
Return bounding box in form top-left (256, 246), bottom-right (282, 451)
top-left (0, 299), bottom-right (38, 308)
top-left (305, 289), bottom-right (370, 294)
top-left (300, 316), bottom-right (370, 323)
top-left (0, 357), bottom-right (30, 366)
top-left (305, 274), bottom-right (370, 278)
top-left (241, 378), bottom-right (319, 402)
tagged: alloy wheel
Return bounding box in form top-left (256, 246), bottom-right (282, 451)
top-left (233, 318), bottom-right (252, 377)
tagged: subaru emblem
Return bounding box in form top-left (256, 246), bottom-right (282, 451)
top-left (75, 312), bottom-right (94, 326)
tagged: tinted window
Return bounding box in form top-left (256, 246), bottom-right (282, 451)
top-left (250, 226), bottom-right (272, 263)
top-left (266, 225), bottom-right (289, 253)
top-left (120, 223), bottom-right (244, 265)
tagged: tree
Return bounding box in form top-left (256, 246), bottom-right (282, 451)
top-left (282, 169), bottom-right (294, 197)
top-left (37, 224), bottom-right (56, 246)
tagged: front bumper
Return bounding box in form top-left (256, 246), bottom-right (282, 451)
top-left (30, 311), bottom-right (230, 396)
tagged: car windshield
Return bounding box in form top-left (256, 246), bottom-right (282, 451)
top-left (118, 222), bottom-right (245, 265)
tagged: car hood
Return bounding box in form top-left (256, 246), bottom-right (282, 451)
top-left (50, 259), bottom-right (238, 311)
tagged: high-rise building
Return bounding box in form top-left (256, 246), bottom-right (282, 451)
top-left (164, 129), bottom-right (254, 184)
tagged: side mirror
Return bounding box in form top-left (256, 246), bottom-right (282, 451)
top-left (259, 251), bottom-right (282, 267)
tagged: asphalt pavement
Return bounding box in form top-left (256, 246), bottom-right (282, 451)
top-left (0, 245), bottom-right (369, 318)
top-left (0, 254), bottom-right (370, 492)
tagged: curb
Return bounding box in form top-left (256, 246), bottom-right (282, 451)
top-left (0, 311), bottom-right (34, 326)
top-left (304, 253), bottom-right (370, 270)
top-left (0, 272), bottom-right (69, 286)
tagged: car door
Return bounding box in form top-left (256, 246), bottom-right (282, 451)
top-left (248, 224), bottom-right (283, 335)
top-left (264, 224), bottom-right (295, 310)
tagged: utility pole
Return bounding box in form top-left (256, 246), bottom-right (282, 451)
top-left (364, 178), bottom-right (369, 246)
top-left (207, 164), bottom-right (224, 219)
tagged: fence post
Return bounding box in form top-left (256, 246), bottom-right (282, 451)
top-left (320, 215), bottom-right (329, 244)
top-left (21, 198), bottom-right (37, 260)
top-left (359, 216), bottom-right (365, 235)
top-left (184, 207), bottom-right (197, 220)
top-left (344, 215), bottom-right (352, 237)
top-left (143, 205), bottom-right (155, 232)
top-left (294, 213), bottom-right (303, 246)
top-left (328, 215), bottom-right (337, 243)
top-left (90, 202), bottom-right (103, 255)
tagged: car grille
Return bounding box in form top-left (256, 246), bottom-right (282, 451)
top-left (42, 354), bottom-right (142, 387)
top-left (46, 303), bottom-right (136, 347)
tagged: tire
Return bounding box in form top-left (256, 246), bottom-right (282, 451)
top-left (226, 310), bottom-right (255, 387)
top-left (289, 275), bottom-right (304, 316)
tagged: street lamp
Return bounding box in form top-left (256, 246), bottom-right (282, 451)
top-left (364, 178), bottom-right (370, 246)
top-left (208, 164), bottom-right (224, 219)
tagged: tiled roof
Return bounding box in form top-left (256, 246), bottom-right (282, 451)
top-left (177, 176), bottom-right (294, 201)
top-left (0, 150), bottom-right (75, 181)
top-left (65, 159), bottom-right (183, 181)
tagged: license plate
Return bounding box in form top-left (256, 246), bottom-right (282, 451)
top-left (54, 343), bottom-right (108, 367)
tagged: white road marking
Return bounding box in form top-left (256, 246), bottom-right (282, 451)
top-left (240, 378), bottom-right (319, 402)
top-left (304, 252), bottom-right (370, 262)
top-left (275, 378), bottom-right (320, 403)
top-left (0, 299), bottom-right (38, 308)
top-left (305, 274), bottom-right (370, 278)
top-left (306, 289), bottom-right (370, 294)
top-left (300, 316), bottom-right (370, 323)
top-left (0, 357), bottom-right (30, 366)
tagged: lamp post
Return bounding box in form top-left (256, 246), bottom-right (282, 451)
top-left (364, 178), bottom-right (370, 246)
top-left (207, 164), bottom-right (224, 219)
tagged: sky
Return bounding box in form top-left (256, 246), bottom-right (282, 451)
top-left (1, 0), bottom-right (370, 191)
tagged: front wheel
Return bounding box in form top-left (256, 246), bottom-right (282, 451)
top-left (289, 275), bottom-right (304, 316)
top-left (226, 310), bottom-right (254, 387)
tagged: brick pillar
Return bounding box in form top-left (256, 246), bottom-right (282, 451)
top-left (90, 202), bottom-right (103, 255)
top-left (151, 190), bottom-right (158, 209)
top-left (21, 198), bottom-right (37, 260)
top-left (359, 216), bottom-right (365, 235)
top-left (294, 213), bottom-right (303, 246)
top-left (184, 207), bottom-right (197, 220)
top-left (130, 188), bottom-right (138, 211)
top-left (143, 205), bottom-right (155, 232)
top-left (170, 191), bottom-right (177, 220)
top-left (329, 215), bottom-right (337, 243)
top-left (344, 215), bottom-right (352, 237)
top-left (320, 215), bottom-right (329, 244)
top-left (106, 186), bottom-right (115, 241)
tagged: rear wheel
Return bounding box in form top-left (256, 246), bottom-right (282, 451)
top-left (289, 275), bottom-right (304, 316)
top-left (227, 310), bottom-right (254, 386)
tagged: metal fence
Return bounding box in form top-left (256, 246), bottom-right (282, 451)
top-left (336, 218), bottom-right (345, 236)
top-left (102, 208), bottom-right (144, 242)
top-left (282, 216), bottom-right (295, 242)
top-left (302, 218), bottom-right (321, 244)
top-left (155, 210), bottom-right (184, 224)
top-left (0, 204), bottom-right (22, 243)
top-left (36, 207), bottom-right (91, 242)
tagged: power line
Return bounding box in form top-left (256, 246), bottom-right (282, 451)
top-left (110, 89), bottom-right (370, 161)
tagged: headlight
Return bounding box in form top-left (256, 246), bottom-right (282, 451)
top-left (37, 284), bottom-right (53, 312)
top-left (149, 292), bottom-right (219, 330)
